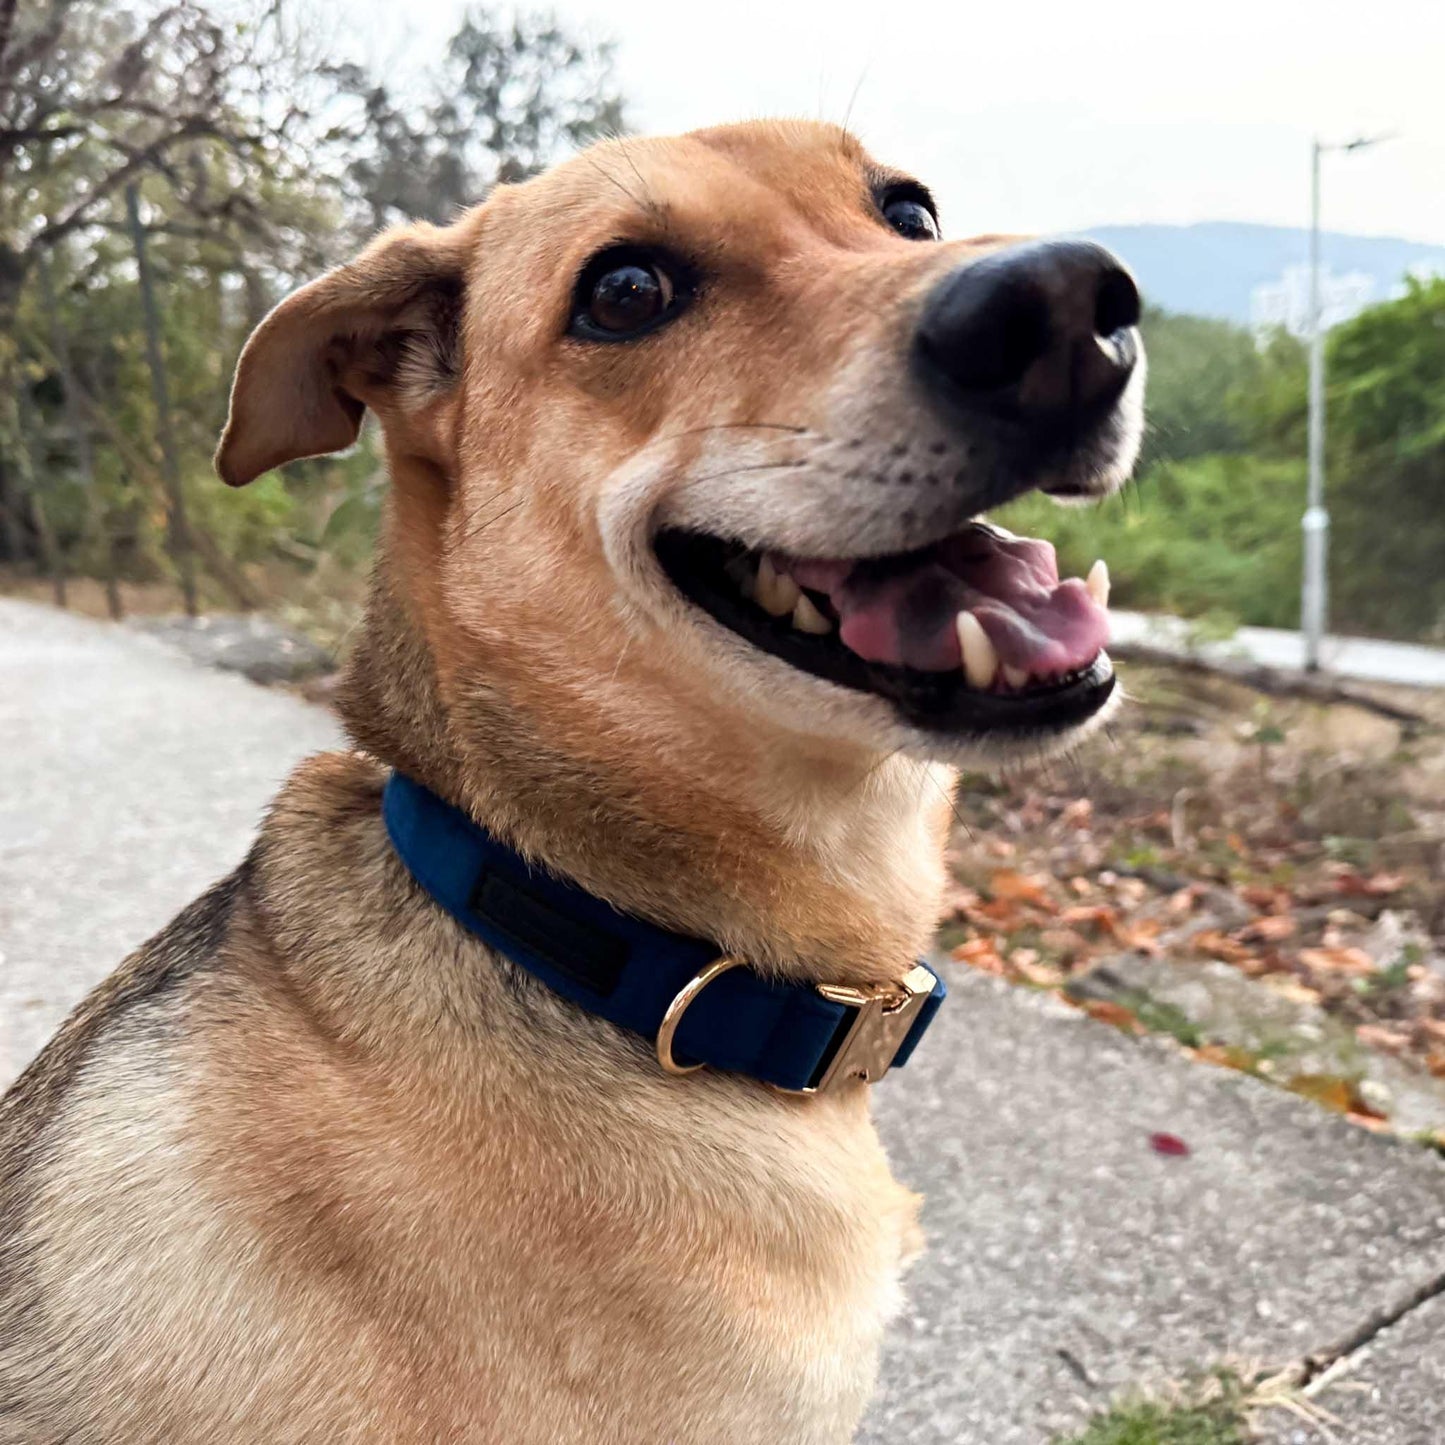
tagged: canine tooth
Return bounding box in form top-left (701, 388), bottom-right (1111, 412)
top-left (1002, 665), bottom-right (1030, 690)
top-left (792, 593), bottom-right (832, 634)
top-left (956, 612), bottom-right (999, 690)
top-left (756, 555), bottom-right (801, 616)
top-left (1086, 559), bottom-right (1110, 608)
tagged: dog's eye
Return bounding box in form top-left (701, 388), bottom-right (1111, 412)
top-left (881, 191), bottom-right (940, 242)
top-left (572, 249), bottom-right (679, 340)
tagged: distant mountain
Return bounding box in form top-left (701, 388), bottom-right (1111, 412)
top-left (1079, 222), bottom-right (1445, 325)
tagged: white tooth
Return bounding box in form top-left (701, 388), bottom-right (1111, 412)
top-left (956, 611), bottom-right (998, 690)
top-left (755, 554), bottom-right (779, 612)
top-left (1003, 665), bottom-right (1030, 690)
top-left (756, 555), bottom-right (800, 616)
top-left (1086, 559), bottom-right (1110, 608)
top-left (792, 592), bottom-right (832, 634)
top-left (775, 572), bottom-right (801, 614)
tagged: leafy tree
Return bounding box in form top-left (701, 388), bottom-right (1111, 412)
top-left (325, 8), bottom-right (626, 233)
top-left (1325, 277), bottom-right (1445, 640)
top-left (2, 0), bottom-right (624, 595)
top-left (1135, 306), bottom-right (1287, 469)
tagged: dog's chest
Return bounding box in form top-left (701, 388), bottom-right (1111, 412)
top-left (394, 1085), bottom-right (921, 1444)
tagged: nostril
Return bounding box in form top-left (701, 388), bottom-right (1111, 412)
top-left (1093, 268), bottom-right (1141, 337)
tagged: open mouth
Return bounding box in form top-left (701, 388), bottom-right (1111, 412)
top-left (654, 521), bottom-right (1115, 737)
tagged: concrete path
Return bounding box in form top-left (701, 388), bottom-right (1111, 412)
top-left (0, 599), bottom-right (343, 1079)
top-left (3, 598), bottom-right (1444, 1443)
top-left (1111, 610), bottom-right (1445, 690)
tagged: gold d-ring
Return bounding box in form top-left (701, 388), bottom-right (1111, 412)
top-left (656, 956), bottom-right (745, 1076)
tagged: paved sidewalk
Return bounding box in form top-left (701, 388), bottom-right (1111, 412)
top-left (0, 599), bottom-right (343, 1079)
top-left (4, 599), bottom-right (1444, 1442)
top-left (1111, 611), bottom-right (1445, 690)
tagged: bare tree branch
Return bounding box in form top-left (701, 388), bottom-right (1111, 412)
top-left (31, 116), bottom-right (242, 254)
top-left (0, 0), bottom-right (19, 79)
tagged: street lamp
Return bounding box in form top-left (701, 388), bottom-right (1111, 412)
top-left (1302, 132), bottom-right (1393, 672)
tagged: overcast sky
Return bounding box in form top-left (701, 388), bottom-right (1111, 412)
top-left (348, 0), bottom-right (1445, 244)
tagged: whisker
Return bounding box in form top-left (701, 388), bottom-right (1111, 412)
top-left (658, 422), bottom-right (813, 440)
top-left (925, 765), bottom-right (974, 844)
top-left (841, 744), bottom-right (906, 801)
top-left (446, 485), bottom-right (515, 544)
top-left (688, 459), bottom-right (809, 486)
top-left (449, 496), bottom-right (525, 554)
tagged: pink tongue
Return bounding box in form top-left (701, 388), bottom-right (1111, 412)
top-left (784, 531), bottom-right (1108, 677)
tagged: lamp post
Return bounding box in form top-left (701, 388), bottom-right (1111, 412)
top-left (1302, 133), bottom-right (1392, 672)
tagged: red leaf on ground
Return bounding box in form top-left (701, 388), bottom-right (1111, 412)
top-left (1148, 1132), bottom-right (1191, 1157)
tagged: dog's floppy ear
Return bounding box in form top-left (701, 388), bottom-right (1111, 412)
top-left (215, 218), bottom-right (478, 487)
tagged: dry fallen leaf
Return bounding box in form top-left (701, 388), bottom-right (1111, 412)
top-left (1334, 871), bottom-right (1408, 899)
top-left (1187, 1043), bottom-right (1259, 1074)
top-left (1355, 1024), bottom-right (1411, 1056)
top-left (1261, 975), bottom-right (1322, 1005)
top-left (1116, 918), bottom-right (1164, 956)
top-left (989, 869), bottom-right (1057, 910)
top-left (1238, 884), bottom-right (1285, 912)
top-left (1168, 886), bottom-right (1201, 917)
top-left (1418, 1019), bottom-right (1445, 1046)
top-left (1298, 945), bottom-right (1376, 977)
top-left (1192, 929), bottom-right (1256, 965)
top-left (1239, 913), bottom-right (1298, 943)
top-left (1345, 1111), bottom-right (1394, 1133)
top-left (1286, 1074), bottom-right (1358, 1114)
top-left (1079, 999), bottom-right (1143, 1033)
top-left (1060, 903), bottom-right (1120, 936)
top-left (1011, 956), bottom-right (1066, 988)
top-left (950, 936), bottom-right (1007, 975)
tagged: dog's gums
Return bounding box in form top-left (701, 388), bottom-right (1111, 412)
top-left (654, 520), bottom-right (1117, 735)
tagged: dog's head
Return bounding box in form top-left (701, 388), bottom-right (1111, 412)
top-left (219, 120), bottom-right (1142, 786)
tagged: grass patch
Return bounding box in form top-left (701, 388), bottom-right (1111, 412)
top-left (1055, 1374), bottom-right (1252, 1445)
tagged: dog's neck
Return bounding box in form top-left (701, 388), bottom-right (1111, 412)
top-left (337, 551), bottom-right (953, 990)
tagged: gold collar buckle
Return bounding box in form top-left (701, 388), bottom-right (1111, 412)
top-left (801, 963), bottom-right (937, 1094)
top-left (655, 957), bottom-right (935, 1095)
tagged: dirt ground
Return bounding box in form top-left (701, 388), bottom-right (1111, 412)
top-left (943, 662), bottom-right (1445, 1143)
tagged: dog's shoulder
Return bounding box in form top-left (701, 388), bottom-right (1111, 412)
top-left (0, 859), bottom-right (250, 1218)
top-left (0, 750), bottom-right (387, 1200)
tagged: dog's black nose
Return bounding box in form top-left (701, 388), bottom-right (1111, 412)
top-left (915, 239), bottom-right (1141, 421)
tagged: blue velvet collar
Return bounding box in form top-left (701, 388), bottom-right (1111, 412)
top-left (382, 771), bottom-right (945, 1093)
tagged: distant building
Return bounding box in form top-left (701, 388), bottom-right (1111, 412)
top-left (1250, 264), bottom-right (1376, 340)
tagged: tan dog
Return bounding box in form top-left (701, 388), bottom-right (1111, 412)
top-left (0, 120), bottom-right (1143, 1443)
